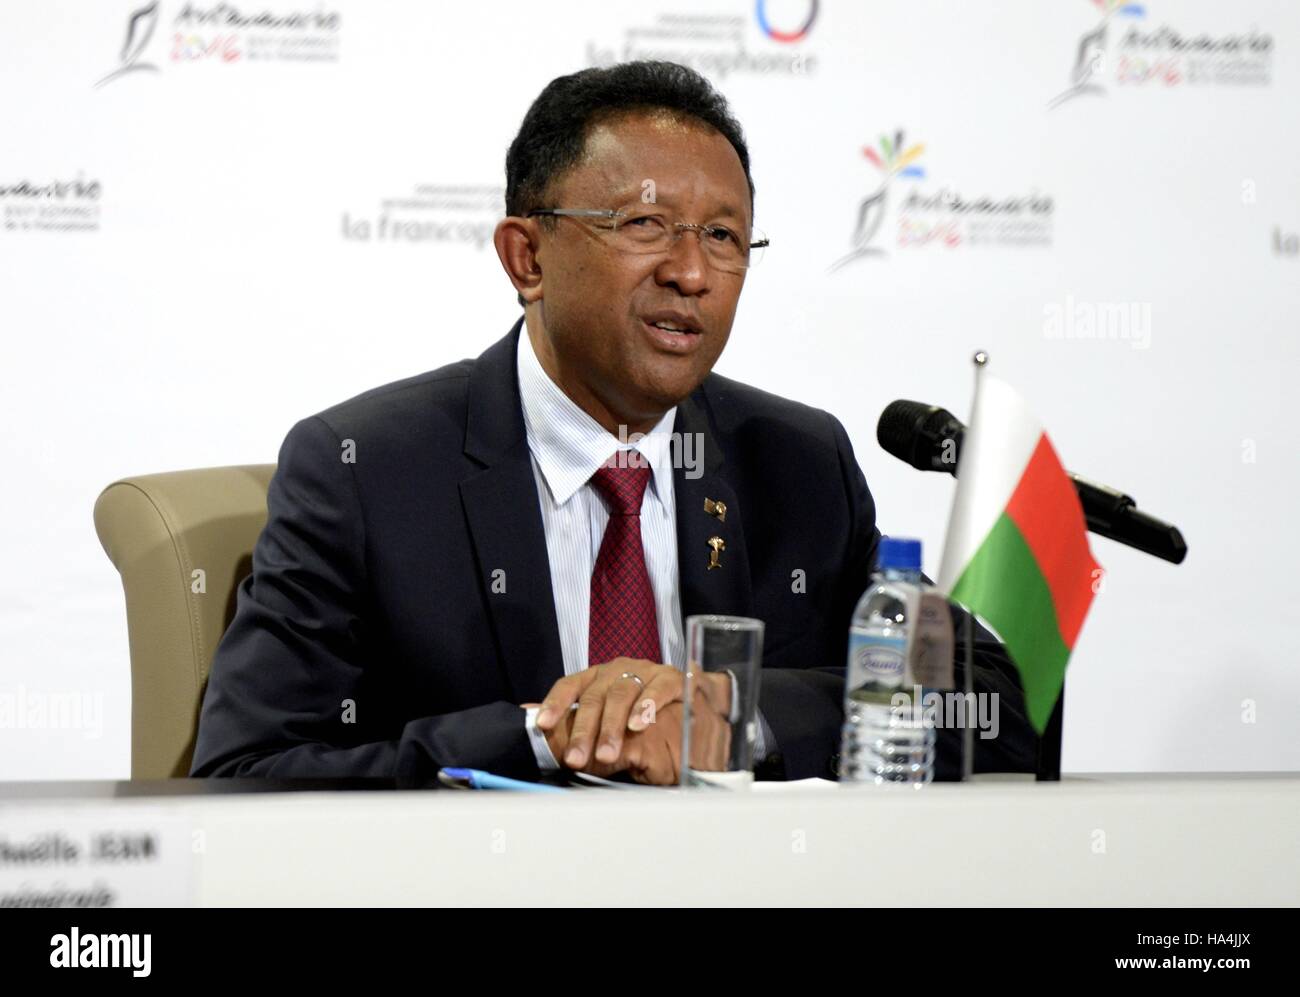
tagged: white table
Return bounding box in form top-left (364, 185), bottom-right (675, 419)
top-left (2, 774), bottom-right (1295, 905)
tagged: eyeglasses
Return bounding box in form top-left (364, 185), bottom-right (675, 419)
top-left (526, 208), bottom-right (768, 274)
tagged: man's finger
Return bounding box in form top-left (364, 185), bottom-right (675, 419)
top-left (536, 671), bottom-right (596, 730)
top-left (564, 679), bottom-right (612, 768)
top-left (593, 671), bottom-right (649, 764)
top-left (635, 729), bottom-right (677, 786)
top-left (626, 668), bottom-right (684, 731)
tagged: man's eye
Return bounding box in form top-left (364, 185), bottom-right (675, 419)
top-left (706, 226), bottom-right (742, 246)
top-left (624, 215), bottom-right (664, 228)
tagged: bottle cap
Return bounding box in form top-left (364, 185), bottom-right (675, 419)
top-left (878, 536), bottom-right (922, 571)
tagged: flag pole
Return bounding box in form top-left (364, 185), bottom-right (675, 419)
top-left (962, 569), bottom-right (975, 783)
top-left (961, 350), bottom-right (988, 782)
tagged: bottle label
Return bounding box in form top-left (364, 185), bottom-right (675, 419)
top-left (911, 590), bottom-right (956, 689)
top-left (847, 633), bottom-right (907, 688)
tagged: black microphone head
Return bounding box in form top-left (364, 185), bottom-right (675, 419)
top-left (877, 400), bottom-right (965, 475)
top-left (877, 400), bottom-right (936, 463)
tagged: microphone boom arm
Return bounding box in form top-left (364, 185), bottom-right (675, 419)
top-left (877, 399), bottom-right (1188, 565)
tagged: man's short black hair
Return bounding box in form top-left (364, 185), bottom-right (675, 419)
top-left (504, 61), bottom-right (755, 304)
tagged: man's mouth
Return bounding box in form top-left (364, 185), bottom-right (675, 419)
top-left (640, 315), bottom-right (704, 354)
top-left (648, 320), bottom-right (694, 333)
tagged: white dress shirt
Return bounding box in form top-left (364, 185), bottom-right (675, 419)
top-left (514, 328), bottom-right (770, 772)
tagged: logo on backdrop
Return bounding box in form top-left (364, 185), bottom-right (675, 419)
top-left (830, 130), bottom-right (1054, 271)
top-left (1273, 226), bottom-right (1299, 258)
top-left (1, 175), bottom-right (103, 235)
top-left (755, 0), bottom-right (818, 43)
top-left (1048, 0), bottom-right (1273, 108)
top-left (341, 184), bottom-right (503, 251)
top-left (830, 130), bottom-right (925, 270)
top-left (95, 1), bottom-right (162, 87)
top-left (95, 0), bottom-right (342, 87)
top-left (586, 0), bottom-right (818, 79)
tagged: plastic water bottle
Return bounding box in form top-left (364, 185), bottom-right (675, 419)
top-left (839, 537), bottom-right (936, 786)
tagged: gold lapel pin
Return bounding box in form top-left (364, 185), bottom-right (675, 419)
top-left (707, 535), bottom-right (726, 570)
top-left (704, 497), bottom-right (727, 522)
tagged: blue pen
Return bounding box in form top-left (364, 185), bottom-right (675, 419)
top-left (438, 767), bottom-right (566, 793)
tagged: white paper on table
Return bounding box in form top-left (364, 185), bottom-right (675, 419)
top-left (750, 778), bottom-right (839, 793)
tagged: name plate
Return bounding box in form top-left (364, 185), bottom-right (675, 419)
top-left (0, 809), bottom-right (195, 907)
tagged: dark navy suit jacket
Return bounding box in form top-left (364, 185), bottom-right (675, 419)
top-left (190, 318), bottom-right (1037, 784)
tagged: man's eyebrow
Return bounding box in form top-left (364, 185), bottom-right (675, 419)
top-left (710, 201), bottom-right (745, 222)
top-left (614, 189), bottom-right (748, 222)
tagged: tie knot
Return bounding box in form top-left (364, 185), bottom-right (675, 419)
top-left (590, 458), bottom-right (652, 516)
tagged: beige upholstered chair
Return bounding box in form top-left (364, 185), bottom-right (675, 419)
top-left (94, 465), bottom-right (275, 778)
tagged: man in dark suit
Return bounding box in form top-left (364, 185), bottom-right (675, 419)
top-left (191, 61), bottom-right (1036, 786)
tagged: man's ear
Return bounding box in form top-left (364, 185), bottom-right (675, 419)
top-left (493, 217), bottom-right (544, 305)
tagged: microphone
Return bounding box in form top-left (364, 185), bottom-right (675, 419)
top-left (877, 400), bottom-right (1188, 564)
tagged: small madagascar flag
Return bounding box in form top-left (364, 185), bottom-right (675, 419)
top-left (937, 371), bottom-right (1101, 734)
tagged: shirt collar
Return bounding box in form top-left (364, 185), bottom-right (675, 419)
top-left (517, 326), bottom-right (677, 508)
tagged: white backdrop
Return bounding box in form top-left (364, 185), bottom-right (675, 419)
top-left (2, 0), bottom-right (1296, 779)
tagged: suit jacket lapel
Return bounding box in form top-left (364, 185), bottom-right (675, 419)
top-left (459, 318), bottom-right (566, 704)
top-left (673, 388), bottom-right (754, 624)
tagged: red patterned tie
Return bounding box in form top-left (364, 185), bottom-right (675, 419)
top-left (588, 457), bottom-right (662, 666)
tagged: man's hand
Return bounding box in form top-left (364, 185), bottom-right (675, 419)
top-left (521, 701), bottom-right (626, 778)
top-left (535, 658), bottom-right (685, 771)
top-left (529, 668), bottom-right (735, 786)
top-left (620, 681), bottom-right (734, 785)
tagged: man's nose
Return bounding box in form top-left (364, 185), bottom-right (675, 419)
top-left (654, 228), bottom-right (711, 295)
